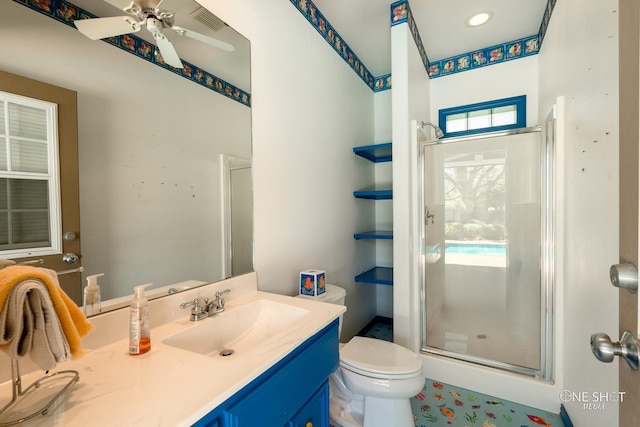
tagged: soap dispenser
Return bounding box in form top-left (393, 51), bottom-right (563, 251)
top-left (129, 283), bottom-right (152, 355)
top-left (83, 273), bottom-right (103, 316)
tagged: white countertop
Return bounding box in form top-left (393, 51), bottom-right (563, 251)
top-left (0, 274), bottom-right (344, 426)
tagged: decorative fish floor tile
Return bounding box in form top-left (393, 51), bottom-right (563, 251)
top-left (356, 321), bottom-right (564, 426)
top-left (357, 316), bottom-right (393, 342)
top-left (411, 379), bottom-right (564, 427)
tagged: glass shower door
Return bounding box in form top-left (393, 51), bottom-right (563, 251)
top-left (421, 130), bottom-right (547, 376)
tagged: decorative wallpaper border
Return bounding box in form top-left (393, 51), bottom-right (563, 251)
top-left (289, 0), bottom-right (376, 91)
top-left (538, 0), bottom-right (558, 48)
top-left (390, 0), bottom-right (546, 79)
top-left (373, 73), bottom-right (392, 92)
top-left (13, 0), bottom-right (251, 107)
top-left (426, 35), bottom-right (539, 78)
top-left (291, 0), bottom-right (556, 90)
top-left (390, 1), bottom-right (430, 76)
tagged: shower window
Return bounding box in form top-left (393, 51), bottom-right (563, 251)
top-left (439, 95), bottom-right (526, 138)
top-left (420, 128), bottom-right (553, 379)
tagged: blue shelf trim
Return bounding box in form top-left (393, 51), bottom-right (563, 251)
top-left (355, 267), bottom-right (393, 286)
top-left (353, 142), bottom-right (392, 162)
top-left (353, 189), bottom-right (392, 200)
top-left (354, 230), bottom-right (393, 240)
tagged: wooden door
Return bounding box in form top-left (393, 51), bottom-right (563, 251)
top-left (0, 70), bottom-right (82, 305)
top-left (619, 0), bottom-right (640, 425)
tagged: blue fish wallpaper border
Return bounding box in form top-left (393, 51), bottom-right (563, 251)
top-left (13, 0), bottom-right (251, 107)
top-left (291, 0), bottom-right (557, 91)
top-left (390, 0), bottom-right (430, 76)
top-left (426, 35), bottom-right (540, 78)
top-left (289, 0), bottom-right (379, 92)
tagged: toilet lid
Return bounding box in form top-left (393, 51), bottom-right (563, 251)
top-left (340, 336), bottom-right (422, 378)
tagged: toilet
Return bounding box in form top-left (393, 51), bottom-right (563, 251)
top-left (297, 285), bottom-right (424, 427)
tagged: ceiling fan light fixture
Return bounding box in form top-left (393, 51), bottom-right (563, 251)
top-left (466, 12), bottom-right (492, 27)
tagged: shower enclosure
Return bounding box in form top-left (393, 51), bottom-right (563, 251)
top-left (419, 127), bottom-right (554, 379)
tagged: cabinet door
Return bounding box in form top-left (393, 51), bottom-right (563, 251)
top-left (287, 382), bottom-right (329, 427)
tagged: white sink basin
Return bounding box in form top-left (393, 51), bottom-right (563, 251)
top-left (162, 299), bottom-right (310, 358)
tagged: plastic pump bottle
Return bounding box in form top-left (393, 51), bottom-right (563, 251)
top-left (83, 273), bottom-right (103, 316)
top-left (129, 283), bottom-right (152, 355)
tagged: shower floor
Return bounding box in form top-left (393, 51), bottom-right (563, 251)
top-left (425, 264), bottom-right (540, 370)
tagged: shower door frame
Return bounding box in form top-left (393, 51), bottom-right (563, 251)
top-left (418, 126), bottom-right (555, 381)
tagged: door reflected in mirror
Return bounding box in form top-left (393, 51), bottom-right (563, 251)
top-left (0, 0), bottom-right (252, 313)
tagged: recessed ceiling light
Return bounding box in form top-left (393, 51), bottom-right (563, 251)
top-left (467, 12), bottom-right (493, 27)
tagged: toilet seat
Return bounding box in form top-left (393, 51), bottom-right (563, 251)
top-left (340, 336), bottom-right (422, 380)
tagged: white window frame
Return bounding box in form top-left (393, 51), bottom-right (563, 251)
top-left (0, 91), bottom-right (62, 258)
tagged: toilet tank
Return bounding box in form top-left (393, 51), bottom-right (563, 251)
top-left (296, 284), bottom-right (346, 339)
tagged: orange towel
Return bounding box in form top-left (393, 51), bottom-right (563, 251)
top-left (0, 265), bottom-right (94, 359)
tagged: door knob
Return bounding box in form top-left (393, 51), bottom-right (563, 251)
top-left (610, 262), bottom-right (637, 293)
top-left (62, 253), bottom-right (79, 264)
top-left (590, 331), bottom-right (640, 370)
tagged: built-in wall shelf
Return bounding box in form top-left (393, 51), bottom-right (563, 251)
top-left (353, 188), bottom-right (392, 199)
top-left (353, 142), bottom-right (392, 163)
top-left (354, 267), bottom-right (393, 286)
top-left (354, 230), bottom-right (393, 240)
top-left (353, 142), bottom-right (393, 287)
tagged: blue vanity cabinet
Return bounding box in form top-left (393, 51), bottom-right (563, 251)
top-left (193, 319), bottom-right (339, 427)
top-left (287, 381), bottom-right (329, 427)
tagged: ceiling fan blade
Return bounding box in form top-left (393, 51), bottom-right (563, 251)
top-left (153, 32), bottom-right (183, 68)
top-left (170, 26), bottom-right (235, 52)
top-left (74, 16), bottom-right (141, 40)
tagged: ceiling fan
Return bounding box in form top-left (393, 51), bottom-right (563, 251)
top-left (73, 0), bottom-right (234, 69)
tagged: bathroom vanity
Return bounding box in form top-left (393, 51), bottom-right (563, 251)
top-left (194, 320), bottom-right (337, 427)
top-left (0, 273), bottom-right (344, 426)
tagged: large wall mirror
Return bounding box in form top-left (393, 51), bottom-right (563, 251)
top-left (0, 0), bottom-right (252, 313)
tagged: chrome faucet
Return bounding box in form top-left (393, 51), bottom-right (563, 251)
top-left (180, 297), bottom-right (208, 321)
top-left (208, 289), bottom-right (231, 314)
top-left (180, 289), bottom-right (231, 321)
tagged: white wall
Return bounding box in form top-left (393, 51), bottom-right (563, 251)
top-left (429, 55), bottom-right (539, 129)
top-left (374, 90), bottom-right (394, 318)
top-left (538, 0), bottom-right (620, 425)
top-left (1, 3), bottom-right (250, 300)
top-left (201, 0), bottom-right (377, 341)
top-left (391, 22), bottom-right (431, 349)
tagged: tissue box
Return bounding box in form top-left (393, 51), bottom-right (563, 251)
top-left (299, 270), bottom-right (326, 296)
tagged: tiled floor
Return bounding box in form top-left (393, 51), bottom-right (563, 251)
top-left (411, 379), bottom-right (564, 427)
top-left (358, 317), bottom-right (567, 427)
top-left (357, 316), bottom-right (393, 341)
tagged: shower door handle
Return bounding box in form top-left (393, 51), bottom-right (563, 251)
top-left (425, 206), bottom-right (435, 225)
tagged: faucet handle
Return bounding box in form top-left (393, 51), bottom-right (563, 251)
top-left (213, 289), bottom-right (231, 312)
top-left (180, 297), bottom-right (199, 309)
top-left (215, 289), bottom-right (231, 298)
